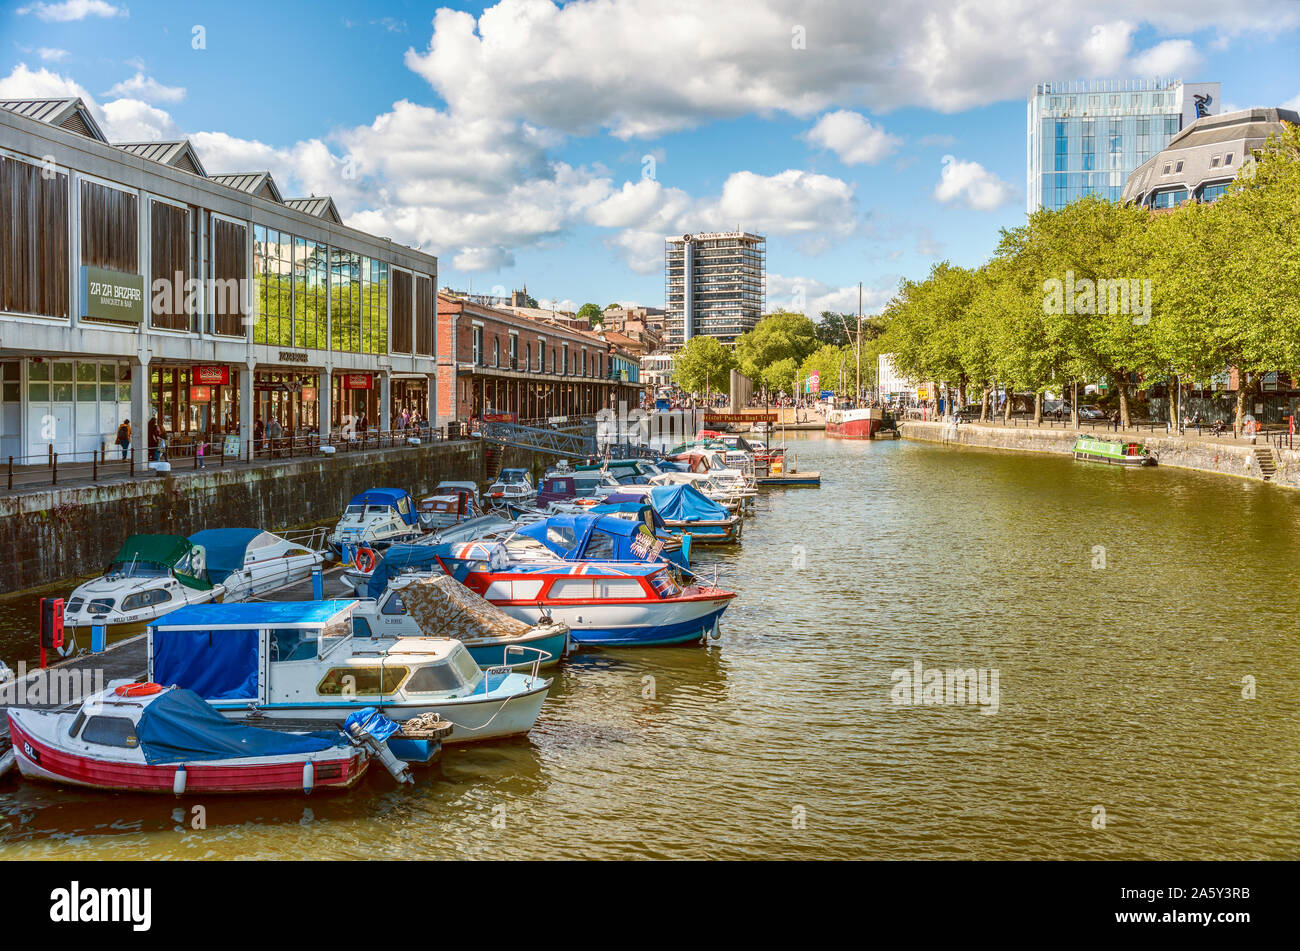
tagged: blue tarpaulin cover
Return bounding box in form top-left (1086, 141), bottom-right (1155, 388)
top-left (366, 543), bottom-right (448, 599)
top-left (136, 688), bottom-right (346, 764)
top-left (189, 528), bottom-right (262, 584)
top-left (152, 627), bottom-right (260, 700)
top-left (648, 483), bottom-right (730, 522)
top-left (344, 707), bottom-right (400, 743)
top-left (517, 512), bottom-right (683, 566)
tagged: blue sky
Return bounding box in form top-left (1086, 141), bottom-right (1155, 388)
top-left (3, 0), bottom-right (1298, 316)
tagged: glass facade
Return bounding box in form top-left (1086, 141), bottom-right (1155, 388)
top-left (664, 232), bottom-right (766, 348)
top-left (1027, 81), bottom-right (1217, 212)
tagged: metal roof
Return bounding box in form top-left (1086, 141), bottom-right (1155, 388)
top-left (209, 171), bottom-right (284, 203)
top-left (0, 96), bottom-right (107, 142)
top-left (284, 195), bottom-right (343, 224)
top-left (114, 139), bottom-right (208, 177)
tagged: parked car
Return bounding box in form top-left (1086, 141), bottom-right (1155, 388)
top-left (1078, 404), bottom-right (1106, 420)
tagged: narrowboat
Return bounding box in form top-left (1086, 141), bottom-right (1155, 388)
top-left (6, 684), bottom-right (372, 795)
top-left (148, 600), bottom-right (552, 744)
top-left (1071, 437), bottom-right (1156, 467)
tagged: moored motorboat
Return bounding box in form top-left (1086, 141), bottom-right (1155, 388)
top-left (1071, 436), bottom-right (1157, 467)
top-left (148, 600), bottom-right (551, 743)
top-left (485, 468), bottom-right (537, 508)
top-left (353, 574), bottom-right (572, 668)
top-left (6, 683), bottom-right (371, 795)
top-left (63, 534), bottom-right (224, 649)
top-left (417, 547), bottom-right (735, 647)
top-left (328, 488), bottom-right (422, 554)
top-left (647, 483), bottom-right (743, 544)
top-left (418, 481), bottom-right (483, 531)
top-left (191, 528), bottom-right (328, 601)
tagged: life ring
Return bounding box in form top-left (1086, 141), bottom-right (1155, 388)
top-left (115, 682), bottom-right (163, 698)
top-left (356, 547), bottom-right (378, 573)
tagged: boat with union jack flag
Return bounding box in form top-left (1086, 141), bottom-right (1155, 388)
top-left (366, 541), bottom-right (734, 647)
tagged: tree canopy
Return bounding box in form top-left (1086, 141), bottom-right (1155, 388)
top-left (672, 335), bottom-right (735, 395)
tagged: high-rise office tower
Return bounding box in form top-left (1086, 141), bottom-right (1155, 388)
top-left (663, 231), bottom-right (765, 348)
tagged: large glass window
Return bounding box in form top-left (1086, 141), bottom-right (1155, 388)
top-left (330, 248), bottom-right (361, 352)
top-left (292, 237), bottom-right (327, 350)
top-left (359, 257), bottom-right (388, 355)
top-left (254, 225), bottom-right (292, 346)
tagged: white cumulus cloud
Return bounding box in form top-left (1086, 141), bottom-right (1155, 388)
top-left (934, 155), bottom-right (1016, 211)
top-left (802, 110), bottom-right (901, 165)
top-left (17, 0), bottom-right (126, 22)
top-left (104, 72), bottom-right (186, 104)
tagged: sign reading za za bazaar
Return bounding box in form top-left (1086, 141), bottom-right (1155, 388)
top-left (81, 267), bottom-right (144, 323)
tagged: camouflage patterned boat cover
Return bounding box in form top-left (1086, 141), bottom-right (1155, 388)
top-left (398, 574), bottom-right (530, 643)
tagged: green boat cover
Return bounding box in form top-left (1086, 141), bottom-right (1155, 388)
top-left (111, 534), bottom-right (212, 590)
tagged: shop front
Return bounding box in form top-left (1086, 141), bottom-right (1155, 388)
top-left (254, 369), bottom-right (321, 437)
top-left (332, 371), bottom-right (377, 431)
top-left (392, 376), bottom-right (429, 426)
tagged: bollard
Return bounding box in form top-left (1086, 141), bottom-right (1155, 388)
top-left (311, 566), bottom-right (323, 601)
top-left (52, 452), bottom-right (57, 486)
top-left (90, 624), bottom-right (106, 653)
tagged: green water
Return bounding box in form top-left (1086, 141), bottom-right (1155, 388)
top-left (1, 435), bottom-right (1296, 859)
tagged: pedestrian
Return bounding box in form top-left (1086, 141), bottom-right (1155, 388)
top-left (115, 418), bottom-right (131, 461)
top-left (147, 417), bottom-right (161, 462)
top-left (269, 417), bottom-right (284, 458)
top-left (254, 418), bottom-right (265, 454)
top-left (196, 436), bottom-right (207, 469)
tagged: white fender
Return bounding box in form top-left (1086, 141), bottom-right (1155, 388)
top-left (172, 764), bottom-right (187, 796)
top-left (302, 760), bottom-right (315, 795)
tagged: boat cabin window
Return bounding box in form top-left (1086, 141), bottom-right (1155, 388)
top-left (270, 627), bottom-right (318, 662)
top-left (381, 593), bottom-right (408, 615)
top-left (549, 577), bottom-right (644, 599)
top-left (404, 662), bottom-right (470, 693)
top-left (109, 560), bottom-right (169, 578)
top-left (80, 715), bottom-right (139, 748)
top-left (68, 708), bottom-right (87, 738)
top-left (66, 598), bottom-right (84, 614)
top-left (122, 588), bottom-right (173, 612)
top-left (86, 597), bottom-right (115, 614)
top-left (365, 505), bottom-right (394, 517)
top-left (316, 666), bottom-right (411, 696)
top-left (396, 498), bottom-right (412, 516)
top-left (346, 504), bottom-right (364, 515)
top-left (546, 525), bottom-right (578, 552)
top-left (353, 617), bottom-right (374, 637)
top-left (586, 531), bottom-right (616, 559)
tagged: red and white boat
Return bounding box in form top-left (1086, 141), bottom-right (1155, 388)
top-left (6, 682), bottom-right (370, 795)
top-left (825, 407), bottom-right (883, 440)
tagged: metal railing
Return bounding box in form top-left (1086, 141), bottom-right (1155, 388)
top-left (3, 424), bottom-right (463, 493)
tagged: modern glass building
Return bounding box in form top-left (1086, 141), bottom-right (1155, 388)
top-left (1027, 79), bottom-right (1221, 212)
top-left (663, 232), bottom-right (765, 348)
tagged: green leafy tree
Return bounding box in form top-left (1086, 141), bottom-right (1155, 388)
top-left (672, 336), bottom-right (735, 396)
top-left (734, 312), bottom-right (819, 399)
top-left (577, 302), bottom-right (603, 325)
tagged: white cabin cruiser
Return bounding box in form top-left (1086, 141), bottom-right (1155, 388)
top-left (64, 534), bottom-right (223, 649)
top-left (191, 528), bottom-right (328, 601)
top-left (148, 600), bottom-right (551, 744)
top-left (485, 468), bottom-right (537, 507)
top-left (328, 488), bottom-right (422, 554)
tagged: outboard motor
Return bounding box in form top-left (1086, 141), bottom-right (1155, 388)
top-left (344, 708), bottom-right (412, 784)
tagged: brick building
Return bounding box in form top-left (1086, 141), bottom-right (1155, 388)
top-left (436, 294), bottom-right (641, 425)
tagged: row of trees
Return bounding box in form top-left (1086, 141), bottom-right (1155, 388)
top-left (880, 122), bottom-right (1300, 429)
top-left (671, 309), bottom-right (885, 400)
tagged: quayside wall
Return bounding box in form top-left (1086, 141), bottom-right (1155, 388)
top-left (0, 440), bottom-right (483, 594)
top-left (900, 420), bottom-right (1300, 488)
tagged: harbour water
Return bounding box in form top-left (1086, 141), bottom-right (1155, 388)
top-left (1, 434), bottom-right (1296, 859)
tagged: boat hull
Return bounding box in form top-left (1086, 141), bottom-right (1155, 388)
top-left (825, 418), bottom-right (880, 439)
top-left (210, 682), bottom-right (552, 744)
top-left (493, 599), bottom-right (729, 647)
top-left (1072, 450), bottom-right (1156, 467)
top-left (5, 714), bottom-right (367, 795)
top-left (465, 628), bottom-right (570, 668)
